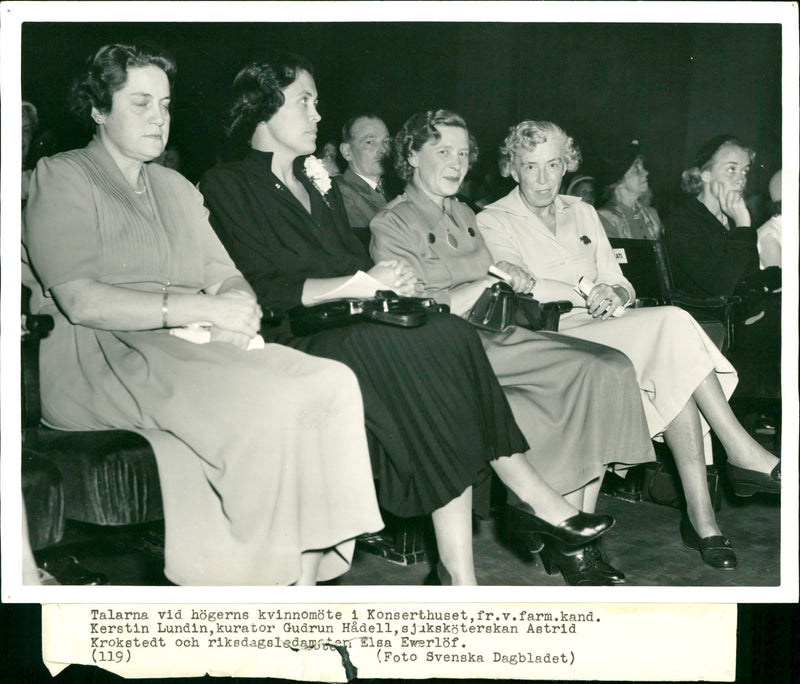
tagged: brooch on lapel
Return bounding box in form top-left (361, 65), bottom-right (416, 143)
top-left (579, 235), bottom-right (592, 244)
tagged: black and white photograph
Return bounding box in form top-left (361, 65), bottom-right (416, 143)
top-left (2, 1), bottom-right (798, 681)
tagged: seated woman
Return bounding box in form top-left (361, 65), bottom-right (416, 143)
top-left (22, 43), bottom-right (385, 586)
top-left (476, 120), bottom-right (780, 571)
top-left (665, 135), bottom-right (780, 354)
top-left (597, 139), bottom-right (663, 240)
top-left (199, 57), bottom-right (613, 586)
top-left (369, 109), bottom-right (655, 585)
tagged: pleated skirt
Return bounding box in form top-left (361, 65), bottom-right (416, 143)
top-left (278, 312), bottom-right (529, 517)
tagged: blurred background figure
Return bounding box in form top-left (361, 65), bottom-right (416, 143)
top-left (757, 169), bottom-right (782, 270)
top-left (21, 100), bottom-right (39, 201)
top-left (320, 139), bottom-right (342, 177)
top-left (151, 143), bottom-right (183, 174)
top-left (565, 173), bottom-right (597, 207)
top-left (597, 139), bottom-right (663, 240)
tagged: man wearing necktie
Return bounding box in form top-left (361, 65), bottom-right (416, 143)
top-left (335, 114), bottom-right (392, 245)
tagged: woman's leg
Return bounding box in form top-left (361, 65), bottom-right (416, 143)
top-left (693, 372), bottom-right (779, 473)
top-left (491, 453), bottom-right (578, 523)
top-left (663, 399), bottom-right (721, 538)
top-left (295, 551), bottom-right (324, 586)
top-left (430, 486), bottom-right (477, 585)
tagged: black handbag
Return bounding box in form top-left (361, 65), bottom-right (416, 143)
top-left (288, 290), bottom-right (448, 336)
top-left (467, 282), bottom-right (573, 333)
top-left (639, 459), bottom-right (723, 512)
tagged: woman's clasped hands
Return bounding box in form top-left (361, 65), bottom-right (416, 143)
top-left (369, 259), bottom-right (423, 296)
top-left (207, 289), bottom-right (263, 349)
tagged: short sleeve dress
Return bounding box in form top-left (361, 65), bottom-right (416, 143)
top-left (23, 137), bottom-right (384, 585)
top-left (200, 150), bottom-right (528, 517)
top-left (370, 184), bottom-right (655, 496)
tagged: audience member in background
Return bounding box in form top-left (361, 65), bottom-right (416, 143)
top-left (21, 100), bottom-right (39, 201)
top-left (477, 120), bottom-right (780, 572)
top-left (757, 169), bottom-right (782, 270)
top-left (151, 143), bottom-right (183, 174)
top-left (666, 135), bottom-right (779, 354)
top-left (370, 109), bottom-right (655, 585)
top-left (320, 139), bottom-right (342, 177)
top-left (23, 43), bottom-right (385, 586)
top-left (597, 139), bottom-right (663, 240)
top-left (201, 57), bottom-right (615, 586)
top-left (564, 173), bottom-right (597, 207)
top-left (335, 114), bottom-right (391, 241)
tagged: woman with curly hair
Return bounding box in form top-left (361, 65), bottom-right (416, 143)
top-left (477, 121), bottom-right (780, 572)
top-left (200, 58), bottom-right (616, 586)
top-left (370, 110), bottom-right (656, 585)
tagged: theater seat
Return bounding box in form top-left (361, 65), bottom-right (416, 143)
top-left (22, 288), bottom-right (164, 531)
top-left (609, 237), bottom-right (737, 353)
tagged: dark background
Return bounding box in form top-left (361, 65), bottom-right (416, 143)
top-left (22, 22), bottom-right (781, 219)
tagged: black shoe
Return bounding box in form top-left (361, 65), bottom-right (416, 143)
top-left (726, 462), bottom-right (781, 497)
top-left (679, 518), bottom-right (738, 570)
top-left (40, 555), bottom-right (109, 585)
top-left (539, 542), bottom-right (619, 586)
top-left (583, 542), bottom-right (626, 584)
top-left (507, 505), bottom-right (544, 557)
top-left (508, 505), bottom-right (614, 547)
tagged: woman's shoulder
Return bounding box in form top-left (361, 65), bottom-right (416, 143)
top-left (374, 192), bottom-right (420, 224)
top-left (147, 163), bottom-right (197, 193)
top-left (200, 159), bottom-right (254, 192)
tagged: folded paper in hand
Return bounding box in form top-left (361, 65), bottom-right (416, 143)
top-left (312, 270), bottom-right (385, 301)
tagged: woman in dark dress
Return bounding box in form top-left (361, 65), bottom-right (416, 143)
top-left (665, 135), bottom-right (780, 354)
top-left (200, 55), bottom-right (613, 585)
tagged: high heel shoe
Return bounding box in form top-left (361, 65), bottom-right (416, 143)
top-left (507, 505), bottom-right (545, 558)
top-left (539, 541), bottom-right (619, 586)
top-left (508, 505), bottom-right (614, 547)
top-left (679, 517), bottom-right (738, 570)
top-left (726, 462), bottom-right (781, 497)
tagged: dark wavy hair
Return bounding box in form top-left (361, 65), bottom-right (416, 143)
top-left (393, 109), bottom-right (478, 181)
top-left (225, 54), bottom-right (315, 143)
top-left (69, 43), bottom-right (176, 129)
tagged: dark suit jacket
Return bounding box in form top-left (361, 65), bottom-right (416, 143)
top-left (200, 150), bottom-right (372, 320)
top-left (334, 168), bottom-right (388, 228)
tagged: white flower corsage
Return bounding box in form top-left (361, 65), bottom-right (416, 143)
top-left (304, 155), bottom-right (332, 197)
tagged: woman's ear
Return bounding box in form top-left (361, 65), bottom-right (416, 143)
top-left (408, 149), bottom-right (420, 169)
top-left (700, 168), bottom-right (712, 183)
top-left (509, 167), bottom-right (520, 184)
top-left (90, 107), bottom-right (105, 125)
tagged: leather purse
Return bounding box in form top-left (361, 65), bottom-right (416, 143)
top-left (466, 281), bottom-right (517, 332)
top-left (640, 459), bottom-right (722, 512)
top-left (288, 290), bottom-right (449, 336)
top-left (467, 282), bottom-right (573, 333)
